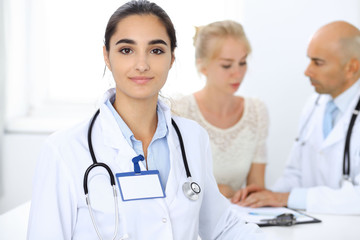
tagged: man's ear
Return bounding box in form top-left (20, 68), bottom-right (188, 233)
top-left (103, 46), bottom-right (112, 71)
top-left (346, 58), bottom-right (360, 78)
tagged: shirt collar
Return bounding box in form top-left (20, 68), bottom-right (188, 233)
top-left (105, 96), bottom-right (168, 146)
top-left (153, 104), bottom-right (168, 141)
top-left (334, 79), bottom-right (360, 114)
top-left (105, 96), bottom-right (134, 146)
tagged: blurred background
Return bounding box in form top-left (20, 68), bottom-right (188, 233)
top-left (1, 0), bottom-right (359, 214)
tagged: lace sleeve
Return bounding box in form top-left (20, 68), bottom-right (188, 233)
top-left (252, 98), bottom-right (269, 163)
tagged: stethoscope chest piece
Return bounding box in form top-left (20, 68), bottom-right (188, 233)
top-left (182, 181), bottom-right (201, 201)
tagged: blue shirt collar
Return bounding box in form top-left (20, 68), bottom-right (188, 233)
top-left (105, 96), bottom-right (168, 147)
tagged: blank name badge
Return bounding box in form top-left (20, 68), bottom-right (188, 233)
top-left (116, 170), bottom-right (166, 201)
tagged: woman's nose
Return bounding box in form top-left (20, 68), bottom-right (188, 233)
top-left (233, 66), bottom-right (244, 78)
top-left (135, 55), bottom-right (150, 72)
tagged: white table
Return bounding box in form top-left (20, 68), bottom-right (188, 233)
top-left (1, 202), bottom-right (359, 240)
top-left (262, 212), bottom-right (360, 240)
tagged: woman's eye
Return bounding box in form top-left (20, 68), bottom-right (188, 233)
top-left (120, 48), bottom-right (133, 54)
top-left (239, 61), bottom-right (247, 66)
top-left (151, 48), bottom-right (164, 55)
top-left (221, 65), bottom-right (231, 69)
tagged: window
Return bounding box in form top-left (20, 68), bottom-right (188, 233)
top-left (4, 0), bottom-right (242, 133)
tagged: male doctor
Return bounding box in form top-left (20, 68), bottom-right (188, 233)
top-left (232, 21), bottom-right (360, 214)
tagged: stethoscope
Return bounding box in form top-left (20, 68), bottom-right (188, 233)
top-left (83, 109), bottom-right (201, 240)
top-left (295, 94), bottom-right (360, 185)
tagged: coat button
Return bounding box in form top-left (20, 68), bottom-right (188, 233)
top-left (162, 218), bottom-right (167, 223)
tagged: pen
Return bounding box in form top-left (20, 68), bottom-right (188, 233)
top-left (248, 212), bottom-right (277, 216)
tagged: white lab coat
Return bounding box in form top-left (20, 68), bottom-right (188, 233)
top-left (27, 89), bottom-right (263, 240)
top-left (273, 93), bottom-right (360, 215)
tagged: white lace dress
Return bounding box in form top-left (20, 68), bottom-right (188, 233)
top-left (171, 94), bottom-right (269, 191)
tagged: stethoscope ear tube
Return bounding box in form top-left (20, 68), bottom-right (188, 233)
top-left (88, 109), bottom-right (101, 165)
top-left (83, 163), bottom-right (116, 195)
top-left (295, 95), bottom-right (321, 145)
top-left (171, 119), bottom-right (191, 178)
top-left (297, 95), bottom-right (360, 184)
top-left (343, 98), bottom-right (360, 179)
top-left (84, 109), bottom-right (120, 239)
top-left (172, 119), bottom-right (202, 200)
top-left (84, 109), bottom-right (116, 195)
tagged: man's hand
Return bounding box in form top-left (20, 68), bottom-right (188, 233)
top-left (231, 184), bottom-right (265, 204)
top-left (237, 190), bottom-right (290, 208)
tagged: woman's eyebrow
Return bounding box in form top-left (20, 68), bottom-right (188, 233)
top-left (219, 58), bottom-right (233, 62)
top-left (115, 38), bottom-right (167, 46)
top-left (115, 38), bottom-right (135, 45)
top-left (148, 39), bottom-right (167, 46)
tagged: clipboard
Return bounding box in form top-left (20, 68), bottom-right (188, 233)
top-left (233, 206), bottom-right (321, 227)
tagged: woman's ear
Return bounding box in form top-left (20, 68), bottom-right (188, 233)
top-left (103, 46), bottom-right (112, 71)
top-left (197, 59), bottom-right (207, 76)
top-left (170, 53), bottom-right (175, 68)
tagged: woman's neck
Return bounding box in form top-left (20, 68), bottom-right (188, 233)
top-left (113, 92), bottom-right (158, 159)
top-left (195, 87), bottom-right (240, 116)
top-left (194, 87), bottom-right (244, 129)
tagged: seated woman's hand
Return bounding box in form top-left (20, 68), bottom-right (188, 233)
top-left (231, 184), bottom-right (265, 204)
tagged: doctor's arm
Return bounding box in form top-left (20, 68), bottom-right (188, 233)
top-left (235, 145), bottom-right (360, 212)
top-left (305, 182), bottom-right (360, 214)
top-left (238, 183), bottom-right (360, 215)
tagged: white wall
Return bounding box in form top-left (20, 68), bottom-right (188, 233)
top-left (1, 0), bottom-right (360, 214)
top-left (0, 0), bottom-right (6, 212)
top-left (0, 134), bottom-right (48, 214)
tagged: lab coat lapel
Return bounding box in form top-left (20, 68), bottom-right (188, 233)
top-left (322, 117), bottom-right (347, 149)
top-left (322, 92), bottom-right (360, 149)
top-left (99, 102), bottom-right (145, 173)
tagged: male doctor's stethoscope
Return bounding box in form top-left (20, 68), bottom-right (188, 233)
top-left (83, 109), bottom-right (201, 240)
top-left (295, 94), bottom-right (360, 186)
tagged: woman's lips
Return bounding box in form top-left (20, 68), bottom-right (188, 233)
top-left (130, 76), bottom-right (153, 84)
top-left (231, 83), bottom-right (240, 89)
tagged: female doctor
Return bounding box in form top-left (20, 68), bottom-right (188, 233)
top-left (27, 1), bottom-right (263, 239)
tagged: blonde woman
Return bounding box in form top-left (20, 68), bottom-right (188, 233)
top-left (172, 20), bottom-right (269, 201)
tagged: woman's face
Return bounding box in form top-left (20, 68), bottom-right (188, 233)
top-left (103, 14), bottom-right (174, 102)
top-left (201, 37), bottom-right (248, 95)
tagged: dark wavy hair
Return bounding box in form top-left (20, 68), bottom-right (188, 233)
top-left (104, 0), bottom-right (177, 53)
